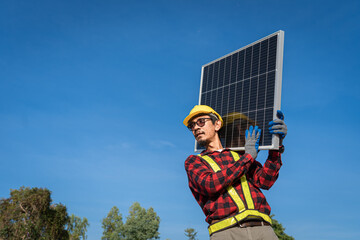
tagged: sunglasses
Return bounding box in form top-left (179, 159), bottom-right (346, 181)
top-left (187, 118), bottom-right (212, 131)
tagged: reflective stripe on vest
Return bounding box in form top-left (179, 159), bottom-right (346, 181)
top-left (198, 151), bottom-right (272, 235)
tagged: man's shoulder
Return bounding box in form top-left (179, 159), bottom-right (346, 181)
top-left (185, 154), bottom-right (201, 162)
top-left (184, 154), bottom-right (204, 172)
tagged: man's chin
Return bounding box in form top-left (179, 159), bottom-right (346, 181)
top-left (197, 140), bottom-right (207, 147)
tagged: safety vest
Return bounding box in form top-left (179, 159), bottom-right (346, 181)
top-left (198, 151), bottom-right (272, 235)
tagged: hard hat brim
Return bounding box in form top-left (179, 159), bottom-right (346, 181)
top-left (183, 111), bottom-right (210, 126)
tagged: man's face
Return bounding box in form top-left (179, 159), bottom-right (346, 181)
top-left (189, 115), bottom-right (222, 146)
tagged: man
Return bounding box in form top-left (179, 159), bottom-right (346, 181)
top-left (184, 105), bottom-right (287, 240)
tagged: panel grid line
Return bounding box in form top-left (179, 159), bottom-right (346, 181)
top-left (200, 70), bottom-right (276, 94)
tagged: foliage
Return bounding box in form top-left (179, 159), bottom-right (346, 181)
top-left (102, 202), bottom-right (160, 240)
top-left (101, 206), bottom-right (124, 240)
top-left (184, 228), bottom-right (198, 240)
top-left (0, 186), bottom-right (69, 240)
top-left (67, 214), bottom-right (89, 240)
top-left (123, 202), bottom-right (160, 240)
top-left (271, 215), bottom-right (295, 240)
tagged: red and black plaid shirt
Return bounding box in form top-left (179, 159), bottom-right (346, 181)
top-left (185, 149), bottom-right (282, 224)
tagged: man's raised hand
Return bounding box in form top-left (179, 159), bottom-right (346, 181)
top-left (245, 125), bottom-right (261, 159)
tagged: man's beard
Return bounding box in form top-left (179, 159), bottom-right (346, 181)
top-left (197, 140), bottom-right (208, 147)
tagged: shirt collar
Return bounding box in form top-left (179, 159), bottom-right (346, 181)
top-left (201, 148), bottom-right (230, 155)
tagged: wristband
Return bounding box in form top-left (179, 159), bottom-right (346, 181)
top-left (278, 145), bottom-right (285, 154)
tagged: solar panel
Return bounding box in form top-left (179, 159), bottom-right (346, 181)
top-left (195, 30), bottom-right (284, 152)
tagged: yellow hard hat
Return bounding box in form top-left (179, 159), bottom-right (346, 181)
top-left (183, 105), bottom-right (223, 127)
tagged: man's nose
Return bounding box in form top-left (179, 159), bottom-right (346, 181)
top-left (193, 123), bottom-right (201, 131)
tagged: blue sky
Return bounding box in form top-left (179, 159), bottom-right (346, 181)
top-left (1, 0), bottom-right (360, 239)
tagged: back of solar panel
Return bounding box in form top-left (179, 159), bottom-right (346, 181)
top-left (195, 30), bottom-right (284, 152)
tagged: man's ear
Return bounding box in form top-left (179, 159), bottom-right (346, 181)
top-left (214, 120), bottom-right (222, 132)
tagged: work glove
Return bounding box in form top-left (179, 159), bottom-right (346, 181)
top-left (269, 110), bottom-right (287, 145)
top-left (245, 125), bottom-right (261, 159)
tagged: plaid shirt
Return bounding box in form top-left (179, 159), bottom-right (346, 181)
top-left (185, 149), bottom-right (282, 224)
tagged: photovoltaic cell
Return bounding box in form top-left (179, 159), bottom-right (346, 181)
top-left (195, 31), bottom-right (284, 151)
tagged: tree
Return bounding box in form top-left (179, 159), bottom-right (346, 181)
top-left (101, 206), bottom-right (124, 240)
top-left (0, 186), bottom-right (69, 240)
top-left (102, 202), bottom-right (160, 240)
top-left (67, 214), bottom-right (89, 240)
top-left (184, 228), bottom-right (198, 240)
top-left (123, 202), bottom-right (160, 240)
top-left (271, 215), bottom-right (295, 240)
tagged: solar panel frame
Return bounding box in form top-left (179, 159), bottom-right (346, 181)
top-left (194, 30), bottom-right (284, 152)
